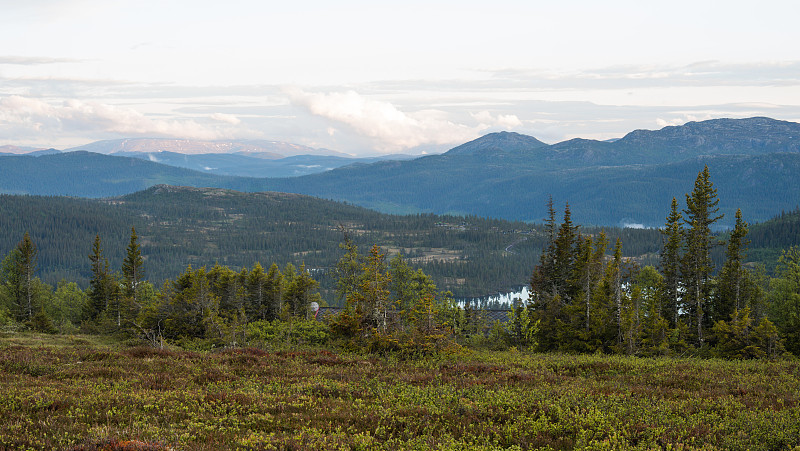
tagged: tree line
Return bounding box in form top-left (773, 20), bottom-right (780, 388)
top-left (526, 166), bottom-right (797, 358)
top-left (2, 167), bottom-right (800, 358)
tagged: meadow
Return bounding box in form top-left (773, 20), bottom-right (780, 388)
top-left (1, 334), bottom-right (799, 450)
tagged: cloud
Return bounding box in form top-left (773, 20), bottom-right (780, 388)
top-left (0, 55), bottom-right (82, 65)
top-left (210, 112), bottom-right (241, 125)
top-left (0, 95), bottom-right (224, 141)
top-left (471, 111), bottom-right (522, 129)
top-left (655, 113), bottom-right (715, 128)
top-left (285, 88), bottom-right (478, 152)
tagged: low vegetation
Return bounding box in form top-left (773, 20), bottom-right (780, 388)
top-left (1, 333), bottom-right (799, 450)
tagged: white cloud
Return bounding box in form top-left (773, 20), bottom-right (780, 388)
top-left (472, 110), bottom-right (522, 129)
top-left (0, 95), bottom-right (225, 141)
top-left (655, 113), bottom-right (715, 128)
top-left (285, 88), bottom-right (478, 152)
top-left (210, 112), bottom-right (241, 125)
top-left (0, 55), bottom-right (82, 65)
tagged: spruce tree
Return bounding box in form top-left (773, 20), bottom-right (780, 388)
top-left (121, 227), bottom-right (144, 312)
top-left (360, 245), bottom-right (392, 332)
top-left (716, 208), bottom-right (749, 321)
top-left (86, 234), bottom-right (112, 321)
top-left (264, 263), bottom-right (283, 320)
top-left (660, 197), bottom-right (683, 327)
top-left (14, 232), bottom-right (38, 323)
top-left (682, 166), bottom-right (723, 345)
top-left (334, 233), bottom-right (363, 306)
top-left (246, 263), bottom-right (267, 321)
top-left (284, 263), bottom-right (320, 317)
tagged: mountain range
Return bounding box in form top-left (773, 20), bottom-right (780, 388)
top-left (64, 138), bottom-right (339, 157)
top-left (1, 117), bottom-right (799, 228)
top-left (112, 151), bottom-right (416, 178)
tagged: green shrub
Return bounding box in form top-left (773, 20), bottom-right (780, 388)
top-left (246, 319), bottom-right (330, 348)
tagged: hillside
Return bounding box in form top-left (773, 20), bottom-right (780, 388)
top-left (746, 207), bottom-right (800, 270)
top-left (0, 151), bottom-right (237, 197)
top-left (0, 186), bottom-right (666, 300)
top-left (2, 117), bottom-right (799, 227)
top-left (66, 138), bottom-right (322, 157)
top-left (114, 150), bottom-right (416, 178)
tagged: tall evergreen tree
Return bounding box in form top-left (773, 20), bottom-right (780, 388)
top-left (768, 247), bottom-right (800, 355)
top-left (245, 263), bottom-right (267, 321)
top-left (86, 234), bottom-right (112, 321)
top-left (284, 263), bottom-right (320, 317)
top-left (531, 196), bottom-right (559, 301)
top-left (334, 232), bottom-right (363, 306)
top-left (551, 203), bottom-right (578, 301)
top-left (716, 208), bottom-right (749, 321)
top-left (121, 227), bottom-right (145, 322)
top-left (360, 245), bottom-right (392, 332)
top-left (660, 197), bottom-right (683, 327)
top-left (14, 232), bottom-right (38, 322)
top-left (682, 166), bottom-right (723, 345)
top-left (609, 239), bottom-right (624, 345)
top-left (264, 263), bottom-right (283, 320)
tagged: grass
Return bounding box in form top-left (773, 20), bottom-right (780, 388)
top-left (1, 333), bottom-right (799, 450)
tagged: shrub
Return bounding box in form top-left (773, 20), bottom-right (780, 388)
top-left (246, 319), bottom-right (330, 348)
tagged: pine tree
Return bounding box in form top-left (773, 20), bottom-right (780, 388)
top-left (660, 197), bottom-right (683, 327)
top-left (682, 166), bottom-right (723, 345)
top-left (767, 247), bottom-right (800, 355)
top-left (245, 263), bottom-right (267, 321)
top-left (609, 239), bottom-right (624, 345)
top-left (14, 232), bottom-right (38, 323)
top-left (360, 245), bottom-right (392, 332)
top-left (86, 234), bottom-right (112, 321)
top-left (121, 227), bottom-right (144, 322)
top-left (284, 263), bottom-right (320, 317)
top-left (531, 196), bottom-right (558, 301)
top-left (334, 233), bottom-right (363, 306)
top-left (264, 263), bottom-right (283, 320)
top-left (551, 203), bottom-right (578, 300)
top-left (715, 208), bottom-right (749, 321)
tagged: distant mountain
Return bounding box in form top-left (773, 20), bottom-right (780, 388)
top-left (0, 145), bottom-right (45, 155)
top-left (65, 138), bottom-right (348, 158)
top-left (2, 117), bottom-right (800, 228)
top-left (113, 150), bottom-right (416, 178)
top-left (27, 148), bottom-right (62, 156)
top-left (616, 117), bottom-right (800, 156)
top-left (0, 151), bottom-right (231, 197)
top-left (445, 131), bottom-right (548, 156)
top-left (259, 117), bottom-right (800, 227)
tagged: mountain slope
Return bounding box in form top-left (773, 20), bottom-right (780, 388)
top-left (0, 186), bottom-right (571, 298)
top-left (114, 150), bottom-right (416, 178)
top-left (445, 131), bottom-right (548, 156)
top-left (65, 138), bottom-right (347, 157)
top-left (0, 151), bottom-right (235, 196)
top-left (2, 117), bottom-right (800, 227)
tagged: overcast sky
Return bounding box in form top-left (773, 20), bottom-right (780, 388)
top-left (2, 0), bottom-right (799, 155)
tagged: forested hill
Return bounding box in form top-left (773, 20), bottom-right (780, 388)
top-left (747, 207), bottom-right (800, 269)
top-left (0, 151), bottom-right (233, 197)
top-left (0, 186), bottom-right (664, 301)
top-left (2, 117), bottom-right (799, 227)
top-left (263, 151), bottom-right (800, 228)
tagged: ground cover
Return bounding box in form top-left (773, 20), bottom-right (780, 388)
top-left (0, 334), bottom-right (799, 450)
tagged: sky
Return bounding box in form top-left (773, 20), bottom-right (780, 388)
top-left (2, 0), bottom-right (800, 156)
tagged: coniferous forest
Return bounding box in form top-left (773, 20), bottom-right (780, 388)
top-left (1, 167), bottom-right (798, 357)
